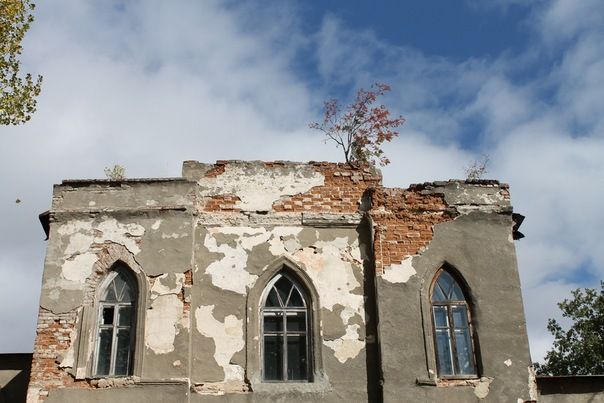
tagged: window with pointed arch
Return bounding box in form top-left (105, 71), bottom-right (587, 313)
top-left (93, 265), bottom-right (137, 377)
top-left (261, 272), bottom-right (311, 382)
top-left (431, 269), bottom-right (477, 377)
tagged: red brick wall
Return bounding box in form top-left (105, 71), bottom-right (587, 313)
top-left (29, 309), bottom-right (91, 400)
top-left (369, 187), bottom-right (455, 274)
top-left (272, 162), bottom-right (381, 213)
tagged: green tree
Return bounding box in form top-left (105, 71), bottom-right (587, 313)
top-left (1, 0), bottom-right (42, 125)
top-left (535, 282), bottom-right (604, 375)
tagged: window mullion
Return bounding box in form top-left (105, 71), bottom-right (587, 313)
top-left (282, 311), bottom-right (288, 381)
top-left (109, 303), bottom-right (119, 376)
top-left (448, 305), bottom-right (459, 375)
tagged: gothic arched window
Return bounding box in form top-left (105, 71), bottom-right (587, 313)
top-left (93, 265), bottom-right (137, 377)
top-left (431, 269), bottom-right (477, 377)
top-left (261, 272), bottom-right (311, 382)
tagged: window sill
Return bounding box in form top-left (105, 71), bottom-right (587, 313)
top-left (416, 376), bottom-right (486, 388)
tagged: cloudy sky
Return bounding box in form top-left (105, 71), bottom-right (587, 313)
top-left (1, 0), bottom-right (603, 364)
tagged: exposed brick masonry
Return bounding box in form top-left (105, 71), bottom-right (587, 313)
top-left (369, 187), bottom-right (455, 274)
top-left (272, 162), bottom-right (380, 213)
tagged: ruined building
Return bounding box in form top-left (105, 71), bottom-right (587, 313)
top-left (26, 160), bottom-right (538, 402)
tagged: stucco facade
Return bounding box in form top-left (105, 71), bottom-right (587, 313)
top-left (27, 160), bottom-right (537, 402)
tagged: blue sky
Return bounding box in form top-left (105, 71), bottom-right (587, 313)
top-left (1, 0), bottom-right (603, 364)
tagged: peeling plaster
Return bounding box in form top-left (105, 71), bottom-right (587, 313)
top-left (267, 227), bottom-right (303, 255)
top-left (61, 253), bottom-right (98, 282)
top-left (151, 273), bottom-right (185, 297)
top-left (203, 226), bottom-right (304, 294)
top-left (382, 257), bottom-right (416, 284)
top-left (51, 218), bottom-right (146, 294)
top-left (323, 324), bottom-right (364, 363)
top-left (145, 294), bottom-right (184, 354)
top-left (195, 305), bottom-right (245, 381)
top-left (293, 242), bottom-right (364, 318)
top-left (527, 366), bottom-right (538, 401)
top-left (201, 226), bottom-right (366, 364)
top-left (197, 164), bottom-right (324, 211)
top-left (473, 377), bottom-right (494, 399)
top-left (203, 228), bottom-right (263, 294)
top-left (58, 217), bottom-right (144, 260)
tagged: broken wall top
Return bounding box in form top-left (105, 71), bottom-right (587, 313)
top-left (49, 160), bottom-right (512, 219)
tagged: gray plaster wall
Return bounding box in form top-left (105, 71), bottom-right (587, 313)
top-left (36, 179), bottom-right (197, 383)
top-left (44, 383), bottom-right (189, 403)
top-left (377, 211), bottom-right (535, 402)
top-left (31, 164), bottom-right (543, 403)
top-left (34, 166), bottom-right (379, 402)
top-left (190, 223), bottom-right (378, 402)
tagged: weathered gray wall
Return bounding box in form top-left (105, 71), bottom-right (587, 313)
top-left (28, 161), bottom-right (553, 403)
top-left (376, 183), bottom-right (536, 402)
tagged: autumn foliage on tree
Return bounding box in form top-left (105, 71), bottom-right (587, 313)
top-left (310, 83), bottom-right (405, 167)
top-left (1, 0), bottom-right (42, 125)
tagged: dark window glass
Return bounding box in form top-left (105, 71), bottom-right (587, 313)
top-left (264, 314), bottom-right (283, 332)
top-left (287, 335), bottom-right (307, 380)
top-left (266, 289), bottom-right (280, 307)
top-left (262, 272), bottom-right (310, 382)
top-left (264, 335), bottom-right (283, 381)
top-left (288, 287), bottom-right (304, 307)
top-left (286, 313), bottom-right (306, 332)
top-left (431, 270), bottom-right (477, 378)
top-left (114, 329), bottom-right (131, 376)
top-left (102, 306), bottom-right (115, 325)
top-left (96, 329), bottom-right (112, 376)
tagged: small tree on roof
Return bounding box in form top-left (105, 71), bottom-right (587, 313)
top-left (310, 83), bottom-right (405, 167)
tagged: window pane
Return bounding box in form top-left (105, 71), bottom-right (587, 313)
top-left (449, 283), bottom-right (465, 301)
top-left (286, 313), bottom-right (306, 332)
top-left (264, 314), bottom-right (283, 332)
top-left (265, 289), bottom-right (281, 307)
top-left (433, 306), bottom-right (448, 328)
top-left (455, 329), bottom-right (475, 375)
top-left (432, 283), bottom-right (446, 301)
top-left (287, 335), bottom-right (307, 380)
top-left (118, 306), bottom-right (133, 327)
top-left (113, 275), bottom-right (127, 300)
top-left (437, 272), bottom-right (455, 299)
top-left (102, 306), bottom-right (115, 325)
top-left (121, 282), bottom-right (133, 302)
top-left (452, 306), bottom-right (468, 328)
top-left (275, 277), bottom-right (292, 306)
top-left (264, 335), bottom-right (283, 381)
top-left (435, 329), bottom-right (453, 376)
top-left (288, 287), bottom-right (304, 307)
top-left (96, 328), bottom-right (113, 376)
top-left (114, 329), bottom-right (131, 376)
top-left (103, 281), bottom-right (117, 301)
